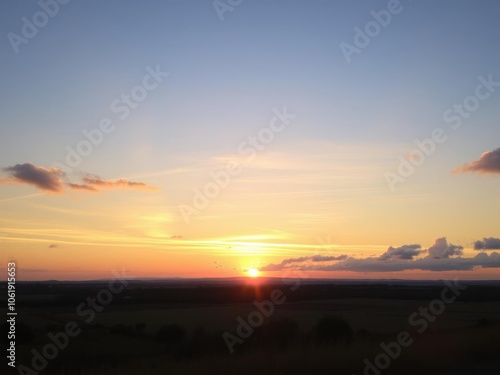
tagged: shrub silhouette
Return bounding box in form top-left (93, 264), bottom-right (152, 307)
top-left (135, 323), bottom-right (146, 332)
top-left (313, 315), bottom-right (353, 344)
top-left (110, 324), bottom-right (134, 335)
top-left (476, 318), bottom-right (491, 328)
top-left (193, 325), bottom-right (206, 337)
top-left (173, 329), bottom-right (228, 359)
top-left (257, 318), bottom-right (299, 349)
top-left (355, 327), bottom-right (374, 341)
top-left (155, 324), bottom-right (186, 344)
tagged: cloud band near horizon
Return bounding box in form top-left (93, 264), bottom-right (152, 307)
top-left (260, 237), bottom-right (500, 273)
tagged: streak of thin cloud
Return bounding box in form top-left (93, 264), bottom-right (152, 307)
top-left (27, 203), bottom-right (119, 217)
top-left (0, 193), bottom-right (43, 202)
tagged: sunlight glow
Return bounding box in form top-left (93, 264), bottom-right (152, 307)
top-left (248, 268), bottom-right (259, 278)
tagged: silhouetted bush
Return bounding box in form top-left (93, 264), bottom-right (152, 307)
top-left (193, 325), bottom-right (206, 337)
top-left (172, 329), bottom-right (231, 360)
top-left (257, 318), bottom-right (299, 349)
top-left (313, 315), bottom-right (353, 344)
top-left (110, 324), bottom-right (135, 335)
top-left (476, 318), bottom-right (491, 328)
top-left (155, 324), bottom-right (186, 344)
top-left (355, 328), bottom-right (374, 341)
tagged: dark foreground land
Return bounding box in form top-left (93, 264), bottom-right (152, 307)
top-left (2, 278), bottom-right (500, 374)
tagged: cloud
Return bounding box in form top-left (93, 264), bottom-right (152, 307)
top-left (1, 163), bottom-right (65, 193)
top-left (453, 148), bottom-right (500, 174)
top-left (260, 254), bottom-right (348, 271)
top-left (310, 254), bottom-right (348, 262)
top-left (81, 175), bottom-right (158, 191)
top-left (260, 238), bottom-right (500, 273)
top-left (0, 163), bottom-right (158, 194)
top-left (379, 244), bottom-right (423, 260)
top-left (300, 252), bottom-right (500, 273)
top-left (474, 237), bottom-right (500, 250)
top-left (427, 237), bottom-right (463, 259)
top-left (67, 183), bottom-right (99, 193)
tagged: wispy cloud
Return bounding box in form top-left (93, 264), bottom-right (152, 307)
top-left (453, 148), bottom-right (500, 175)
top-left (0, 193), bottom-right (44, 202)
top-left (0, 163), bottom-right (159, 194)
top-left (81, 175), bottom-right (159, 191)
top-left (67, 183), bottom-right (99, 193)
top-left (260, 254), bottom-right (348, 271)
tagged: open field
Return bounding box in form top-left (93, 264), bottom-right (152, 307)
top-left (2, 280), bottom-right (500, 374)
top-left (16, 298), bottom-right (500, 334)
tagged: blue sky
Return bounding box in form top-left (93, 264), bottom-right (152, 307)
top-left (1, 1), bottom-right (499, 157)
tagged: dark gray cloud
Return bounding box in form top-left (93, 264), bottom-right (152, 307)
top-left (0, 163), bottom-right (158, 194)
top-left (1, 163), bottom-right (65, 193)
top-left (48, 244), bottom-right (65, 249)
top-left (474, 237), bottom-right (500, 250)
top-left (310, 254), bottom-right (348, 262)
top-left (260, 238), bottom-right (500, 273)
top-left (453, 147), bottom-right (500, 174)
top-left (299, 252), bottom-right (500, 273)
top-left (427, 238), bottom-right (463, 259)
top-left (260, 254), bottom-right (348, 272)
top-left (379, 244), bottom-right (422, 260)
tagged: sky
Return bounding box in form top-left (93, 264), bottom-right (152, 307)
top-left (0, 0), bottom-right (499, 281)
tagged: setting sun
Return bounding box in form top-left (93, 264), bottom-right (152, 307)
top-left (248, 268), bottom-right (260, 278)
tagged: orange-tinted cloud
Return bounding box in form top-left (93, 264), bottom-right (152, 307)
top-left (81, 175), bottom-right (159, 191)
top-left (67, 183), bottom-right (99, 193)
top-left (260, 254), bottom-right (348, 271)
top-left (453, 148), bottom-right (500, 174)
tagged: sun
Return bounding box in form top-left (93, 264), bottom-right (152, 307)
top-left (248, 268), bottom-right (260, 278)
